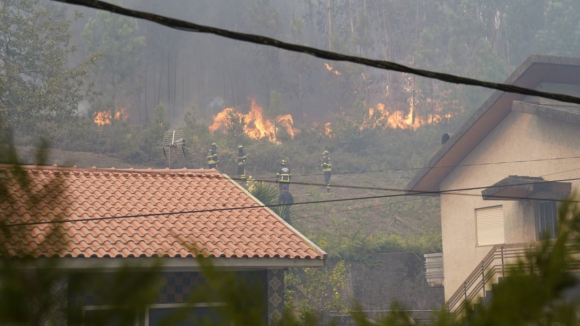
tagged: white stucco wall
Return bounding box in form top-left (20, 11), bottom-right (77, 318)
top-left (440, 108), bottom-right (580, 301)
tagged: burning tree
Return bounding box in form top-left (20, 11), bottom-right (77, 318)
top-left (209, 99), bottom-right (299, 143)
top-left (93, 106), bottom-right (129, 126)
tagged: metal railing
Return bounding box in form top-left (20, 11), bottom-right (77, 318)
top-left (446, 242), bottom-right (580, 317)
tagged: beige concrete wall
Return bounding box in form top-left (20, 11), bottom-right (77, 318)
top-left (440, 109), bottom-right (580, 301)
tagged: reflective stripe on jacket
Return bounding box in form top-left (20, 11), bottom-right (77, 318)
top-left (238, 152), bottom-right (246, 166)
top-left (277, 167), bottom-right (291, 183)
top-left (207, 149), bottom-right (218, 164)
top-left (322, 158), bottom-right (332, 172)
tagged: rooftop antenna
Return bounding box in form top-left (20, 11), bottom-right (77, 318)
top-left (162, 129), bottom-right (187, 168)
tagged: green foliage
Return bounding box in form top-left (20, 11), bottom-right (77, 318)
top-left (226, 109), bottom-right (247, 144)
top-left (504, 0), bottom-right (545, 66)
top-left (311, 220), bottom-right (442, 263)
top-left (249, 181), bottom-right (294, 223)
top-left (285, 260), bottom-right (349, 321)
top-left (82, 5), bottom-right (145, 116)
top-left (0, 0), bottom-right (93, 131)
top-left (535, 0), bottom-right (580, 56)
top-left (250, 181), bottom-right (278, 206)
top-left (22, 104), bottom-right (170, 165)
top-left (275, 205), bottom-right (294, 224)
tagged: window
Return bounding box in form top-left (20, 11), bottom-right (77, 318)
top-left (83, 306), bottom-right (139, 326)
top-left (145, 303), bottom-right (227, 326)
top-left (535, 201), bottom-right (558, 240)
top-left (476, 206), bottom-right (505, 246)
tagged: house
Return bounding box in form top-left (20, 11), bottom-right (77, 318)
top-left (406, 55), bottom-right (580, 311)
top-left (0, 165), bottom-right (326, 325)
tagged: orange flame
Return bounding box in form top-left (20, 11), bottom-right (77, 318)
top-left (322, 103), bottom-right (451, 136)
top-left (209, 99), bottom-right (299, 142)
top-left (324, 122), bottom-right (333, 137)
top-left (276, 114), bottom-right (298, 138)
top-left (208, 108), bottom-right (235, 132)
top-left (93, 106), bottom-right (129, 126)
top-left (324, 63), bottom-right (342, 75)
top-left (356, 102), bottom-right (451, 131)
top-left (94, 111), bottom-right (112, 126)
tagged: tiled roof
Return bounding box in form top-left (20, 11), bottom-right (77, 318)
top-left (1, 165), bottom-right (326, 261)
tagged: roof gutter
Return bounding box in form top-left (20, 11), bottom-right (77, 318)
top-left (12, 256), bottom-right (326, 271)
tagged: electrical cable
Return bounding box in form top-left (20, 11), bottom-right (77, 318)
top-left (542, 167), bottom-right (580, 178)
top-left (290, 154), bottom-right (580, 177)
top-left (292, 198), bottom-right (426, 222)
top-left (6, 152), bottom-right (578, 199)
top-left (52, 0), bottom-right (580, 106)
top-left (69, 153), bottom-right (580, 191)
top-left (223, 174), bottom-right (580, 194)
top-left (6, 176), bottom-right (580, 227)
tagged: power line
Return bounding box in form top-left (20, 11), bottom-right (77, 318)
top-left (542, 167), bottom-right (580, 178)
top-left (292, 198), bottom-right (426, 222)
top-left (7, 152), bottom-right (577, 202)
top-left (290, 154), bottom-right (580, 177)
top-left (53, 0), bottom-right (580, 106)
top-left (226, 174), bottom-right (580, 194)
top-left (7, 176), bottom-right (580, 227)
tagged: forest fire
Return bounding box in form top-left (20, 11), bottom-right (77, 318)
top-left (321, 102), bottom-right (452, 136)
top-left (359, 103), bottom-right (451, 131)
top-left (324, 122), bottom-right (333, 137)
top-left (324, 63), bottom-right (342, 75)
top-left (209, 99), bottom-right (299, 142)
top-left (93, 107), bottom-right (129, 126)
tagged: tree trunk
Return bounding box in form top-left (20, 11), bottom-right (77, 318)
top-left (167, 51), bottom-right (171, 118)
top-left (298, 72), bottom-right (303, 125)
top-left (182, 61), bottom-right (186, 115)
top-left (153, 67), bottom-right (156, 107)
top-left (310, 0), bottom-right (319, 47)
top-left (327, 0), bottom-right (332, 51)
top-left (173, 52), bottom-right (178, 118)
top-left (348, 0), bottom-right (354, 36)
top-left (111, 74), bottom-right (116, 126)
top-left (145, 61), bottom-right (149, 124)
top-left (157, 68), bottom-right (162, 107)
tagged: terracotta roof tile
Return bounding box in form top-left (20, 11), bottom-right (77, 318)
top-left (1, 166), bottom-right (325, 261)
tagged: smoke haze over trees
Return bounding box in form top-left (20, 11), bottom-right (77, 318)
top-left (4, 0), bottom-right (580, 172)
top-left (64, 0), bottom-right (580, 129)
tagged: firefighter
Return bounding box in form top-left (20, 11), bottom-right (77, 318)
top-left (246, 175), bottom-right (256, 192)
top-left (207, 143), bottom-right (219, 169)
top-left (321, 150), bottom-right (332, 192)
top-left (278, 186), bottom-right (294, 224)
top-left (276, 159), bottom-right (291, 191)
top-left (278, 186), bottom-right (294, 206)
top-left (237, 145), bottom-right (247, 181)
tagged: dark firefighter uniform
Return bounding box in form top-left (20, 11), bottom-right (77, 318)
top-left (278, 187), bottom-right (294, 224)
top-left (278, 188), bottom-right (294, 206)
top-left (276, 160), bottom-right (291, 191)
top-left (207, 143), bottom-right (218, 169)
top-left (321, 151), bottom-right (332, 192)
top-left (237, 145), bottom-right (247, 181)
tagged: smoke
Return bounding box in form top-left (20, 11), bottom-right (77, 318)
top-left (71, 0), bottom-right (578, 131)
top-left (75, 100), bottom-right (90, 118)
